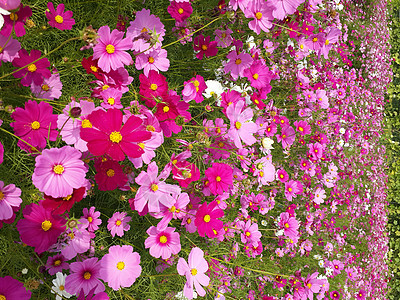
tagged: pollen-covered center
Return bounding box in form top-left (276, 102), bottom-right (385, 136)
top-left (0, 295), bottom-right (6, 300)
top-left (31, 121), bottom-right (40, 130)
top-left (159, 235), bottom-right (167, 244)
top-left (203, 214), bottom-right (211, 223)
top-left (235, 59), bottom-right (242, 65)
top-left (54, 259), bottom-right (61, 266)
top-left (63, 194), bottom-right (72, 201)
top-left (235, 121), bottom-right (242, 129)
top-left (41, 220), bottom-right (52, 231)
top-left (81, 119), bottom-right (92, 128)
top-left (253, 73), bottom-right (259, 80)
top-left (216, 176), bottom-right (221, 182)
top-left (178, 8), bottom-right (184, 14)
top-left (151, 183), bottom-right (159, 192)
top-left (201, 45), bottom-right (208, 51)
top-left (87, 217), bottom-right (93, 223)
top-left (106, 44), bottom-right (115, 54)
top-left (53, 164), bottom-right (65, 175)
top-left (107, 97), bottom-right (115, 105)
top-left (55, 15), bottom-right (64, 23)
top-left (109, 131), bottom-right (122, 143)
top-left (148, 56), bottom-right (155, 64)
top-left (191, 268), bottom-right (198, 276)
top-left (284, 223), bottom-right (290, 228)
top-left (28, 64), bottom-right (37, 72)
top-left (116, 220), bottom-right (122, 226)
top-left (163, 106), bottom-right (170, 113)
top-left (150, 83), bottom-right (158, 91)
top-left (10, 12), bottom-right (18, 21)
top-left (255, 12), bottom-right (262, 20)
top-left (90, 65), bottom-right (98, 72)
top-left (83, 272), bottom-right (91, 280)
top-left (106, 169), bottom-right (115, 177)
top-left (116, 261), bottom-right (125, 270)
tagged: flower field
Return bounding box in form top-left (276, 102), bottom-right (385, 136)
top-left (0, 0), bottom-right (394, 299)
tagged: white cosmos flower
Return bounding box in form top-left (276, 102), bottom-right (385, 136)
top-left (0, 8), bottom-right (10, 30)
top-left (51, 272), bottom-right (72, 300)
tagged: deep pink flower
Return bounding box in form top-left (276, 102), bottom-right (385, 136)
top-left (107, 211), bottom-right (131, 237)
top-left (0, 181), bottom-right (22, 221)
top-left (65, 258), bottom-right (105, 295)
top-left (168, 1), bottom-right (193, 22)
top-left (284, 179), bottom-right (303, 201)
top-left (155, 191), bottom-right (190, 231)
top-left (77, 286), bottom-right (109, 300)
top-left (294, 120), bottom-right (311, 136)
top-left (193, 34), bottom-right (218, 60)
top-left (10, 100), bottom-right (57, 149)
top-left (276, 125), bottom-right (296, 149)
top-left (45, 254), bottom-right (69, 276)
top-left (145, 226), bottom-right (181, 259)
top-left (12, 49), bottom-right (51, 86)
top-left (239, 220), bottom-right (262, 247)
top-left (182, 75), bottom-right (207, 103)
top-left (46, 2), bottom-right (75, 30)
top-left (172, 160), bottom-right (200, 188)
top-left (0, 34), bottom-right (20, 63)
top-left (243, 0), bottom-right (274, 34)
top-left (43, 186), bottom-right (86, 215)
top-left (32, 146), bottom-right (87, 198)
top-left (243, 61), bottom-right (274, 89)
top-left (16, 200), bottom-right (66, 254)
top-left (195, 200), bottom-right (224, 238)
top-left (278, 212), bottom-right (299, 241)
top-left (100, 245), bottom-right (141, 290)
top-left (276, 169), bottom-right (289, 182)
top-left (177, 247), bottom-right (210, 299)
top-left (93, 26), bottom-right (133, 73)
top-left (139, 70), bottom-right (169, 107)
top-left (1, 4), bottom-right (31, 37)
top-left (0, 276), bottom-right (31, 299)
top-left (330, 290), bottom-right (341, 300)
top-left (81, 206), bottom-right (102, 232)
top-left (205, 163), bottom-right (233, 195)
top-left (224, 51), bottom-right (253, 80)
top-left (80, 109), bottom-right (151, 161)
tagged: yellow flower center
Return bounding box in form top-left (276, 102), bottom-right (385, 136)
top-left (146, 125), bottom-right (155, 132)
top-left (106, 169), bottom-right (115, 177)
top-left (54, 260), bottom-right (61, 266)
top-left (62, 194), bottom-right (72, 201)
top-left (284, 223), bottom-right (289, 228)
top-left (150, 83), bottom-right (158, 91)
top-left (299, 127), bottom-right (304, 132)
top-left (245, 231), bottom-right (251, 237)
top-left (193, 80), bottom-right (200, 87)
top-left (41, 84), bottom-right (50, 91)
top-left (187, 218), bottom-right (192, 224)
top-left (203, 214), bottom-right (211, 222)
top-left (55, 15), bottom-right (63, 24)
top-left (87, 217), bottom-right (93, 223)
top-left (151, 184), bottom-right (159, 192)
top-left (109, 131), bottom-right (122, 143)
top-left (59, 285), bottom-right (65, 291)
top-left (41, 220), bottom-right (52, 231)
top-left (68, 232), bottom-right (75, 240)
top-left (312, 37), bottom-right (318, 42)
top-left (81, 119), bottom-right (92, 128)
top-left (141, 27), bottom-right (148, 33)
top-left (255, 12), bottom-right (262, 19)
top-left (83, 272), bottom-right (91, 280)
top-left (107, 97), bottom-right (115, 105)
top-left (325, 39), bottom-right (330, 45)
top-left (169, 206), bottom-right (176, 212)
top-left (102, 84), bottom-right (110, 90)
top-left (10, 13), bottom-right (18, 21)
top-left (163, 106), bottom-right (170, 113)
top-left (117, 261), bottom-right (125, 270)
top-left (218, 142), bottom-right (224, 148)
top-left (116, 220), bottom-right (122, 226)
top-left (216, 176), bottom-right (222, 182)
top-left (148, 56), bottom-right (155, 64)
top-left (28, 64), bottom-right (37, 72)
top-left (90, 65), bottom-right (98, 72)
top-left (178, 8), bottom-right (184, 14)
top-left (259, 171), bottom-right (264, 177)
top-left (159, 235), bottom-right (168, 244)
top-left (31, 121), bottom-right (40, 130)
top-left (0, 192), bottom-right (4, 201)
top-left (235, 59), bottom-right (242, 65)
top-left (253, 73), bottom-right (259, 80)
top-left (0, 46), bottom-right (3, 53)
top-left (201, 45), bottom-right (208, 51)
top-left (53, 164), bottom-right (65, 175)
top-left (235, 121), bottom-right (242, 129)
top-left (138, 142), bottom-right (145, 149)
top-left (106, 44), bottom-right (115, 54)
top-left (288, 187), bottom-right (292, 192)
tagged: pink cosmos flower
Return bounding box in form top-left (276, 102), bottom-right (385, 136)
top-left (155, 191), bottom-right (190, 231)
top-left (145, 226), bottom-right (181, 259)
top-left (45, 254), bottom-right (69, 276)
top-left (319, 27), bottom-right (341, 59)
top-left (65, 258), bottom-right (105, 296)
top-left (0, 0), bottom-right (21, 10)
top-left (11, 100), bottom-right (58, 150)
top-left (195, 200), bottom-right (224, 238)
top-left (168, 1), bottom-right (192, 22)
top-left (177, 247), bottom-right (210, 299)
top-left (226, 100), bottom-right (258, 148)
top-left (93, 26), bottom-right (133, 73)
top-left (61, 225), bottom-right (92, 260)
top-left (0, 276), bottom-right (31, 299)
top-left (12, 49), bottom-right (51, 86)
top-left (239, 219), bottom-right (262, 247)
top-left (224, 51), bottom-right (253, 80)
top-left (269, 0), bottom-right (305, 20)
top-left (171, 160), bottom-right (200, 188)
top-left (284, 180), bottom-right (303, 201)
top-left (243, 61), bottom-right (273, 89)
top-left (276, 169), bottom-right (289, 182)
top-left (100, 88), bottom-right (123, 109)
top-left (0, 34), bottom-right (20, 63)
top-left (57, 100), bottom-right (95, 152)
top-left (182, 75), bottom-right (207, 103)
top-left (135, 47), bottom-right (170, 76)
top-left (107, 211), bottom-right (131, 237)
top-left (252, 156), bottom-right (275, 185)
top-left (0, 181), bottom-right (22, 221)
top-left (276, 125), bottom-right (296, 149)
top-left (215, 28), bottom-right (233, 48)
top-left (193, 34), bottom-right (218, 60)
top-left (1, 4), bottom-right (31, 37)
top-left (16, 200), bottom-right (66, 254)
top-left (204, 163), bottom-right (233, 195)
top-left (293, 120), bottom-right (311, 136)
top-left (278, 212), bottom-right (299, 241)
top-left (139, 70), bottom-right (169, 107)
top-left (316, 89), bottom-right (329, 109)
top-left (32, 146), bottom-right (87, 198)
top-left (313, 187), bottom-right (326, 204)
top-left (46, 2), bottom-right (75, 31)
top-left (80, 108), bottom-right (151, 161)
top-left (100, 245), bottom-right (142, 290)
top-left (31, 72), bottom-right (63, 100)
top-left (81, 206), bottom-right (102, 232)
top-left (134, 161), bottom-right (180, 213)
top-left (243, 0), bottom-right (274, 34)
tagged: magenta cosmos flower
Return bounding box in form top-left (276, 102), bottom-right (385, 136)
top-left (168, 1), bottom-right (193, 22)
top-left (12, 49), bottom-right (51, 86)
top-left (145, 226), bottom-right (181, 259)
top-left (278, 212), bottom-right (299, 241)
top-left (100, 245), bottom-right (142, 291)
top-left (10, 100), bottom-right (58, 149)
top-left (195, 200), bottom-right (224, 238)
top-left (80, 108), bottom-right (151, 161)
top-left (0, 276), bottom-right (31, 299)
top-left (81, 206), bottom-right (102, 232)
top-left (16, 200), bottom-right (66, 254)
top-left (93, 25), bottom-right (133, 73)
top-left (177, 247), bottom-right (210, 299)
top-left (1, 3), bottom-right (31, 37)
top-left (204, 163), bottom-right (233, 195)
top-left (0, 181), bottom-right (22, 221)
top-left (32, 146), bottom-right (87, 198)
top-left (46, 2), bottom-right (75, 30)
top-left (193, 35), bottom-right (218, 60)
top-left (65, 258), bottom-right (105, 295)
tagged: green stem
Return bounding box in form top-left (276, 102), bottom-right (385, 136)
top-left (0, 127), bottom-right (41, 154)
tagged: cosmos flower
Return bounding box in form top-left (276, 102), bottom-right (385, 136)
top-left (46, 2), bottom-right (75, 31)
top-left (145, 226), bottom-right (181, 259)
